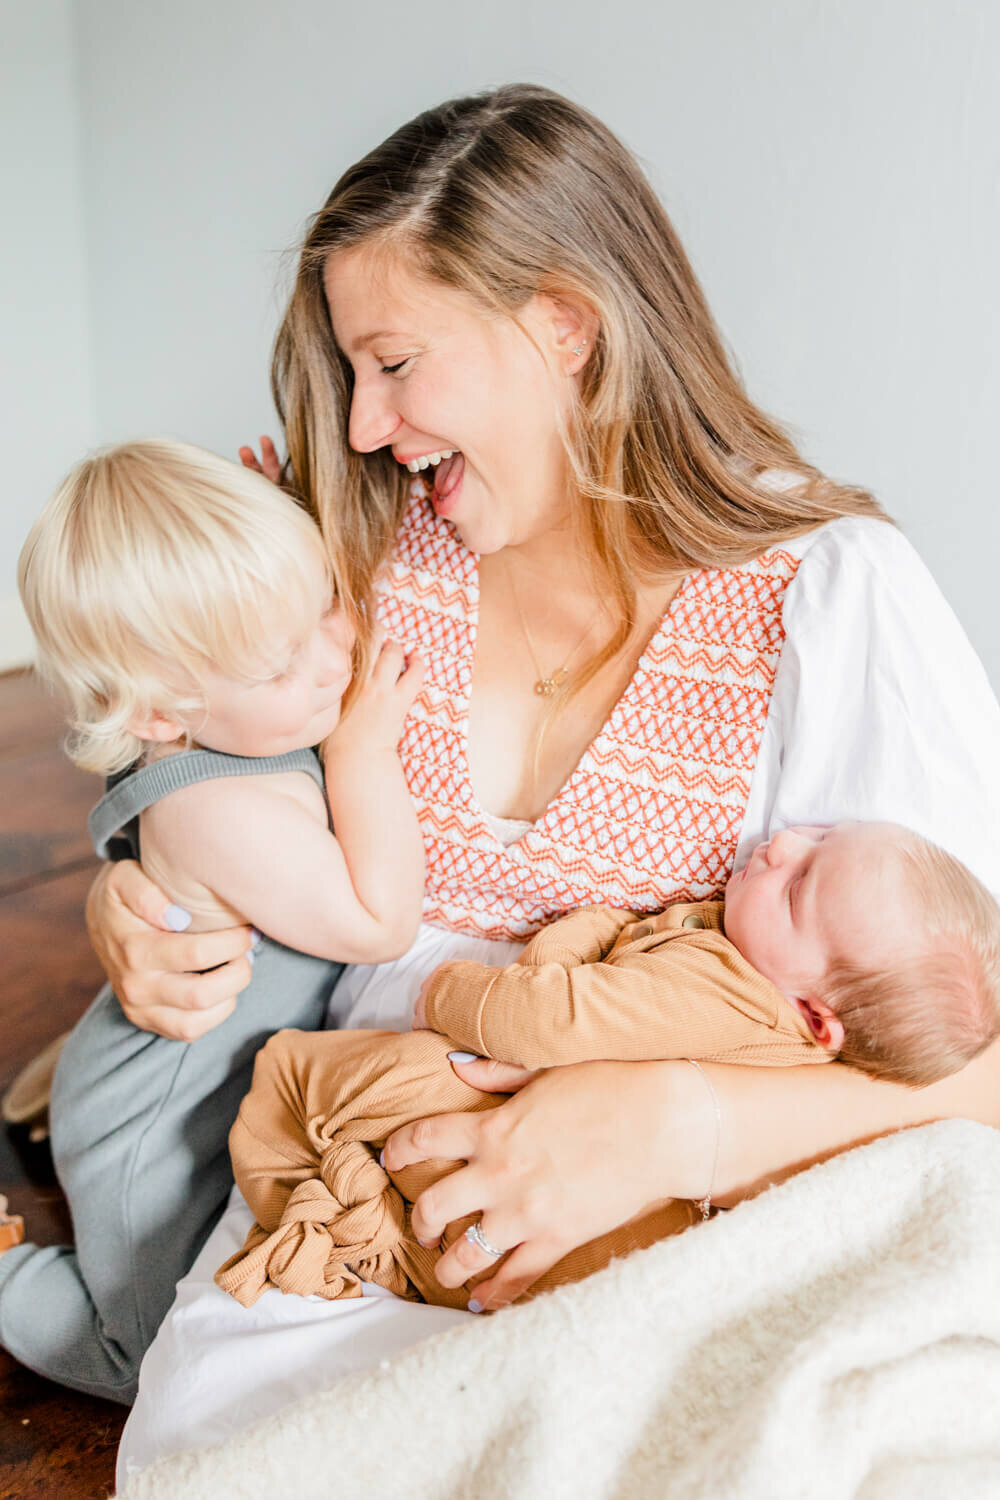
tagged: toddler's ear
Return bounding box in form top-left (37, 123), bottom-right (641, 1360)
top-left (127, 709), bottom-right (186, 745)
top-left (791, 996), bottom-right (845, 1054)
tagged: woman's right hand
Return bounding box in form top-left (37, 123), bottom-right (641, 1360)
top-left (86, 860), bottom-right (258, 1042)
top-left (237, 435), bottom-right (283, 485)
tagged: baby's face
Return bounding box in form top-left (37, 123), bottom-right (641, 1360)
top-left (195, 566), bottom-right (355, 757)
top-left (724, 822), bottom-right (913, 1005)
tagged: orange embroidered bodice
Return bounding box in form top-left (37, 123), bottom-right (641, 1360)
top-left (377, 496), bottom-right (801, 941)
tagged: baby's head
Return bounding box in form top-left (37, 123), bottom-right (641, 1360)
top-left (724, 822), bottom-right (1000, 1086)
top-left (19, 440), bottom-right (355, 774)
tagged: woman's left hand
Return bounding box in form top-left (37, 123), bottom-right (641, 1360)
top-left (383, 1055), bottom-right (710, 1311)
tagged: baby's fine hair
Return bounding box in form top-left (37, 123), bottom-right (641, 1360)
top-left (18, 440), bottom-right (331, 775)
top-left (822, 831), bottom-right (1000, 1087)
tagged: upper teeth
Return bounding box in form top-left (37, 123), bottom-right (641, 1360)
top-left (406, 450), bottom-right (454, 474)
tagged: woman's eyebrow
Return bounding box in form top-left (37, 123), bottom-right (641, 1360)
top-left (350, 329), bottom-right (408, 352)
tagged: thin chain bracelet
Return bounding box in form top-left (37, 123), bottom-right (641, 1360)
top-left (685, 1059), bottom-right (721, 1220)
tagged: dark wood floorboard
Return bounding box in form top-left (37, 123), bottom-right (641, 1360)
top-left (0, 671), bottom-right (126, 1499)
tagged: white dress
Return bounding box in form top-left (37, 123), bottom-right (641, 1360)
top-left (117, 518), bottom-right (1000, 1482)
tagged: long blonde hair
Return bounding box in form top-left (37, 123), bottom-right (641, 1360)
top-left (275, 83), bottom-right (886, 679)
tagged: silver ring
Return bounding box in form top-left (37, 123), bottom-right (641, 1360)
top-left (465, 1220), bottom-right (503, 1260)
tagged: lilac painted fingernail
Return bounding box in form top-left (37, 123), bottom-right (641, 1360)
top-left (246, 948), bottom-right (255, 968)
top-left (165, 905), bottom-right (192, 932)
top-left (379, 1148), bottom-right (386, 1169)
top-left (468, 1299), bottom-right (483, 1314)
top-left (448, 1052), bottom-right (481, 1065)
top-left (249, 928), bottom-right (263, 948)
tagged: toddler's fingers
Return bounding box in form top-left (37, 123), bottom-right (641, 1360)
top-left (372, 638), bottom-right (406, 684)
top-left (398, 649), bottom-right (425, 696)
top-left (258, 435), bottom-right (283, 483)
top-left (238, 445), bottom-right (264, 474)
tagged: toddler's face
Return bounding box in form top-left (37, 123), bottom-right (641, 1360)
top-left (194, 572), bottom-right (355, 757)
top-left (723, 822), bottom-right (913, 1009)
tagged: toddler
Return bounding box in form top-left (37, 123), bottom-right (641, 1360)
top-left (216, 819), bottom-right (1000, 1311)
top-left (0, 439), bottom-right (423, 1400)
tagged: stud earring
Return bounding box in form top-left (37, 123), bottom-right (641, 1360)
top-left (571, 337), bottom-right (588, 357)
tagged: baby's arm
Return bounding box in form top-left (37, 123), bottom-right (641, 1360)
top-left (421, 933), bottom-right (805, 1070)
top-left (142, 643), bottom-right (425, 964)
top-left (516, 907), bottom-right (639, 968)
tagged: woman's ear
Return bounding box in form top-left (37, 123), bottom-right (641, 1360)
top-left (534, 292), bottom-right (600, 374)
top-left (127, 709), bottom-right (187, 745)
top-left (790, 996), bottom-right (845, 1055)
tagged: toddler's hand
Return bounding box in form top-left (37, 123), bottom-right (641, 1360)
top-left (326, 639), bottom-right (424, 757)
top-left (238, 434), bottom-right (283, 485)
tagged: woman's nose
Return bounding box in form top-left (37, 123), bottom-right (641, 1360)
top-left (348, 375), bottom-right (401, 454)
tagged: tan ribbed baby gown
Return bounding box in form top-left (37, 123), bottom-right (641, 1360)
top-left (216, 901), bottom-right (826, 1310)
top-left (216, 1026), bottom-right (699, 1310)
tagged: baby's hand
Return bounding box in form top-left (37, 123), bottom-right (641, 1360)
top-left (326, 640), bottom-right (424, 757)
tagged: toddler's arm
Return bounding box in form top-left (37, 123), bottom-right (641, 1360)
top-left (320, 640), bottom-right (426, 959)
top-left (141, 642), bottom-right (425, 964)
top-left (421, 931), bottom-right (817, 1070)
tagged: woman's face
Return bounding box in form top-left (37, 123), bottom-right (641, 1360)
top-left (323, 246), bottom-right (581, 555)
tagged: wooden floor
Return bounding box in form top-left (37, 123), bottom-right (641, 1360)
top-left (0, 671), bottom-right (126, 1499)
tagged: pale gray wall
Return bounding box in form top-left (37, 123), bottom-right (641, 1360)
top-left (1, 0), bottom-right (93, 668)
top-left (4, 0), bottom-right (998, 689)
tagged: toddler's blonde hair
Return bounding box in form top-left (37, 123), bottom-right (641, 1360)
top-left (18, 439), bottom-right (332, 775)
top-left (823, 831), bottom-right (1000, 1087)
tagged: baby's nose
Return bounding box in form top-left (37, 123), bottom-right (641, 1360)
top-left (766, 828), bottom-right (803, 865)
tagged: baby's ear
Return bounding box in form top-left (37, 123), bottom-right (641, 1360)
top-left (127, 709), bottom-right (186, 745)
top-left (791, 996), bottom-right (845, 1054)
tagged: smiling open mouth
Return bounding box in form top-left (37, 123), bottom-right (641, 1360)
top-left (405, 449), bottom-right (455, 474)
top-left (406, 450), bottom-right (465, 504)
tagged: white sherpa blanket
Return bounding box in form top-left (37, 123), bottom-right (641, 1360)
top-left (117, 1120), bottom-right (1000, 1500)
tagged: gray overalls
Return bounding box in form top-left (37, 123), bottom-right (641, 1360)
top-left (0, 749), bottom-right (344, 1403)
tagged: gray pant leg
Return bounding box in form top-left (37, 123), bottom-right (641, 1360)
top-left (0, 940), bottom-right (341, 1404)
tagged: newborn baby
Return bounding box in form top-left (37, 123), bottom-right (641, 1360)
top-left (217, 822), bottom-right (1000, 1311)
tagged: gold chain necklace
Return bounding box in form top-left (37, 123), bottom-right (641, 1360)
top-left (504, 558), bottom-right (601, 697)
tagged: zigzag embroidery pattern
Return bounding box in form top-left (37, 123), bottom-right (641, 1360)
top-left (377, 496), bottom-right (802, 941)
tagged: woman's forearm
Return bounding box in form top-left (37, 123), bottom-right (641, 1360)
top-left (702, 1035), bottom-right (1000, 1204)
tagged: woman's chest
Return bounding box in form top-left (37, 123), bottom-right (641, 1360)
top-left (466, 624), bottom-right (645, 821)
top-left (377, 498), bottom-right (803, 937)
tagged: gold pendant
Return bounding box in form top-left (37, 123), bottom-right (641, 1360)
top-left (534, 668), bottom-right (569, 697)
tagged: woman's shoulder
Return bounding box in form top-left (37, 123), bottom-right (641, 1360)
top-left (739, 516), bottom-right (1000, 896)
top-left (779, 512), bottom-right (921, 580)
top-left (777, 514), bottom-right (968, 647)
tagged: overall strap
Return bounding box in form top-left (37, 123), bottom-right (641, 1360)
top-left (88, 748), bottom-right (326, 860)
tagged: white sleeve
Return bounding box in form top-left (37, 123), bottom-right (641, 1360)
top-left (736, 517), bottom-right (1000, 898)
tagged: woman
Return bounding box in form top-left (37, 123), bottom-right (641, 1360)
top-left (87, 85), bottom-right (1000, 1468)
